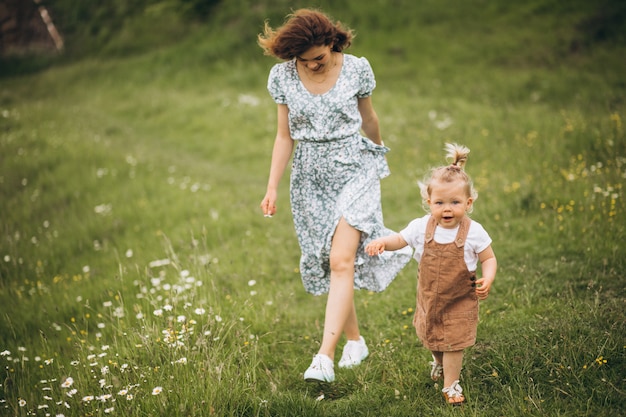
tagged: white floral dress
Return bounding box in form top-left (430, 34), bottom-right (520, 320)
top-left (268, 54), bottom-right (412, 295)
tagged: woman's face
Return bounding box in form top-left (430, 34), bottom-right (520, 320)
top-left (296, 44), bottom-right (334, 73)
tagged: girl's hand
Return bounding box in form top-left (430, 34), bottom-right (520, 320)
top-left (476, 247), bottom-right (497, 300)
top-left (260, 190), bottom-right (277, 217)
top-left (365, 240), bottom-right (385, 256)
top-left (475, 276), bottom-right (494, 300)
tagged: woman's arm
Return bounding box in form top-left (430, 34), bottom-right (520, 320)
top-left (260, 104), bottom-right (294, 216)
top-left (358, 96), bottom-right (383, 145)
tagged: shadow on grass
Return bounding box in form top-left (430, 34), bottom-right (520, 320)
top-left (302, 380), bottom-right (362, 401)
top-left (0, 54), bottom-right (59, 78)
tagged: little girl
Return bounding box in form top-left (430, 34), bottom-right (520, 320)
top-left (366, 143), bottom-right (497, 405)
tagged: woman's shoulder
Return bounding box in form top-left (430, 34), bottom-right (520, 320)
top-left (267, 60), bottom-right (297, 102)
top-left (343, 54), bottom-right (371, 69)
top-left (343, 54), bottom-right (375, 92)
top-left (269, 60), bottom-right (296, 78)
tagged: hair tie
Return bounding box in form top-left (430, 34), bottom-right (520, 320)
top-left (448, 163), bottom-right (462, 171)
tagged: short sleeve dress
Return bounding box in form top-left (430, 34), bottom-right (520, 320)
top-left (267, 54), bottom-right (412, 295)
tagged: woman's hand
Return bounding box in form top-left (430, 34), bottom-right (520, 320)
top-left (260, 189), bottom-right (277, 217)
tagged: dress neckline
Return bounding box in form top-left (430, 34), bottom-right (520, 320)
top-left (295, 53), bottom-right (345, 96)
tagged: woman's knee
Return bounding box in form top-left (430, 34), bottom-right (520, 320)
top-left (329, 253), bottom-right (355, 274)
top-left (329, 217), bottom-right (360, 274)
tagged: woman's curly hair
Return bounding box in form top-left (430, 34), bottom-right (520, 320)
top-left (258, 9), bottom-right (353, 60)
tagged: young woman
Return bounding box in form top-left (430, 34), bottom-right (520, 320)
top-left (258, 9), bottom-right (411, 383)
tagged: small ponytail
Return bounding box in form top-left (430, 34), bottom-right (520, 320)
top-left (445, 143), bottom-right (470, 170)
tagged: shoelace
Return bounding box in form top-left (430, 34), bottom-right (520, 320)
top-left (311, 357), bottom-right (323, 369)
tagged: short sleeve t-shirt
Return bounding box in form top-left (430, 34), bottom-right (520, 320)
top-left (400, 214), bottom-right (492, 271)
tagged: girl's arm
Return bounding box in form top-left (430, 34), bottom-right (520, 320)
top-left (365, 233), bottom-right (409, 256)
top-left (475, 246), bottom-right (497, 300)
top-left (358, 96), bottom-right (383, 145)
top-left (260, 104), bottom-right (294, 216)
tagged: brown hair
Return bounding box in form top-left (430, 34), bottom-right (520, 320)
top-left (258, 9), bottom-right (353, 60)
top-left (419, 143), bottom-right (478, 212)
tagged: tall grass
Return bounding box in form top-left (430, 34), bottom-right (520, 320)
top-left (1, 0), bottom-right (624, 415)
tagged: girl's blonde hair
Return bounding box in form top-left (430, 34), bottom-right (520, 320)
top-left (418, 143), bottom-right (478, 213)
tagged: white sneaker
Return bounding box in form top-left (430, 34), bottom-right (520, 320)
top-left (304, 354), bottom-right (335, 382)
top-left (338, 336), bottom-right (369, 369)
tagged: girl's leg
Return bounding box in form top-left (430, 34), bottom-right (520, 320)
top-left (432, 351), bottom-right (443, 365)
top-left (318, 217), bottom-right (361, 360)
top-left (442, 350), bottom-right (465, 405)
top-left (430, 351), bottom-right (444, 381)
top-left (442, 350), bottom-right (464, 387)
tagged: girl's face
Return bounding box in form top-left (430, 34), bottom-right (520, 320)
top-left (296, 44), bottom-right (334, 73)
top-left (428, 180), bottom-right (473, 229)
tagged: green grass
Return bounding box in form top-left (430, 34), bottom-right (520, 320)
top-left (1, 0), bottom-right (625, 415)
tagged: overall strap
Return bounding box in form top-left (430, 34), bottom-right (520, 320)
top-left (424, 215), bottom-right (438, 243)
top-left (454, 216), bottom-right (472, 248)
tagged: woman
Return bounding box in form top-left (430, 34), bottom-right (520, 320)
top-left (258, 8), bottom-right (412, 383)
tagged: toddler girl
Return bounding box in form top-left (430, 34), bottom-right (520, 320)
top-left (366, 143), bottom-right (497, 405)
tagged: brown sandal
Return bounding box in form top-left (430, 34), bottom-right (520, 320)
top-left (442, 380), bottom-right (465, 406)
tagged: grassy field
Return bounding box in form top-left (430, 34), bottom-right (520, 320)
top-left (1, 0), bottom-right (624, 415)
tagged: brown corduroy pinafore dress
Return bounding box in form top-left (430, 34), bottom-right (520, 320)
top-left (413, 216), bottom-right (478, 352)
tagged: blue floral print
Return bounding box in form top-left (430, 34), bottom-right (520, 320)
top-left (268, 54), bottom-right (412, 295)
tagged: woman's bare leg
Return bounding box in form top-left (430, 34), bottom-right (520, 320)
top-left (343, 301), bottom-right (360, 341)
top-left (318, 217), bottom-right (361, 360)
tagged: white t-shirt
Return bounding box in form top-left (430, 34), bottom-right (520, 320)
top-left (399, 214), bottom-right (492, 272)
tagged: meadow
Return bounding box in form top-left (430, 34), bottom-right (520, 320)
top-left (0, 0), bottom-right (624, 416)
